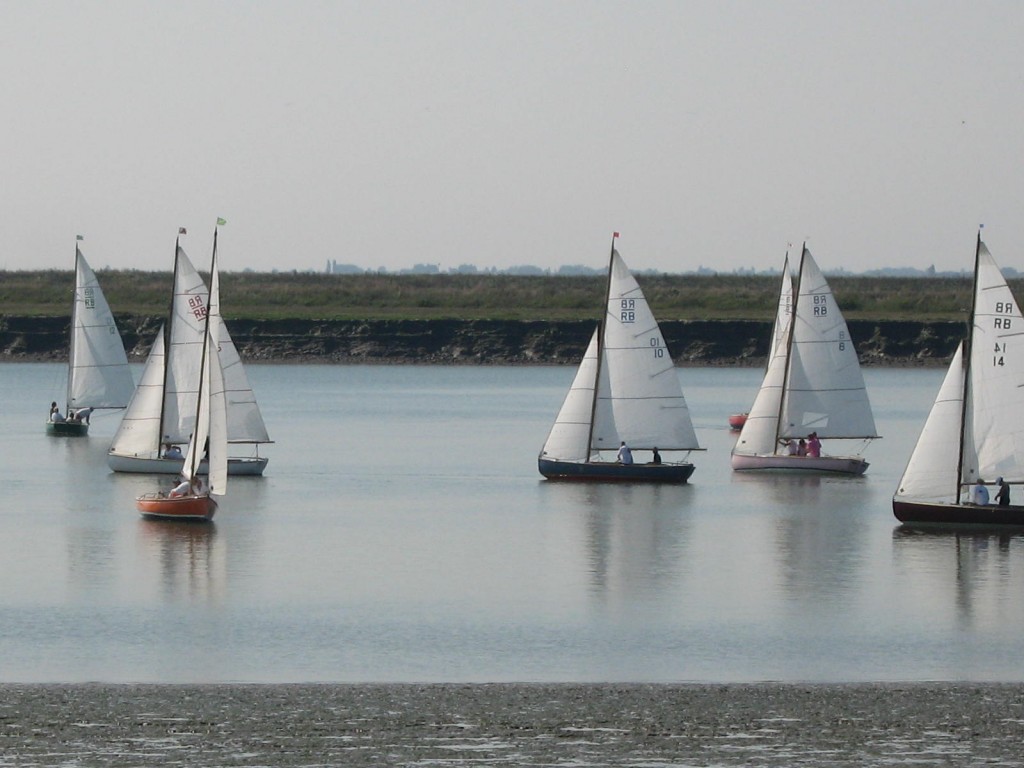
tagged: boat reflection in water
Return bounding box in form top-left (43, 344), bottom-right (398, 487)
top-left (137, 520), bottom-right (224, 603)
top-left (892, 527), bottom-right (1024, 629)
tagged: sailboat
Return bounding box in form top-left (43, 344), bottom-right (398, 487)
top-left (731, 245), bottom-right (879, 475)
top-left (893, 233), bottom-right (1024, 526)
top-left (136, 231), bottom-right (228, 522)
top-left (47, 243), bottom-right (135, 437)
top-left (538, 234), bottom-right (702, 482)
top-left (107, 229), bottom-right (271, 475)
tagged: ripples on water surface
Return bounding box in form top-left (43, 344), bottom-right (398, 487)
top-left (3, 363), bottom-right (1024, 683)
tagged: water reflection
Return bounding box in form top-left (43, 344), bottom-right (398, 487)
top-left (729, 472), bottom-right (869, 607)
top-left (552, 483), bottom-right (692, 611)
top-left (892, 527), bottom-right (1024, 630)
top-left (136, 520), bottom-right (225, 604)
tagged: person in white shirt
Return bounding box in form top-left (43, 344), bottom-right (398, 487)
top-left (971, 478), bottom-right (990, 505)
top-left (617, 441), bottom-right (633, 465)
top-left (168, 477), bottom-right (192, 498)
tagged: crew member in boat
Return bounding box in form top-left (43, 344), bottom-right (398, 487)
top-left (796, 438), bottom-right (807, 456)
top-left (74, 407), bottom-right (93, 425)
top-left (997, 477), bottom-right (1011, 507)
top-left (807, 432), bottom-right (821, 458)
top-left (49, 402), bottom-right (65, 422)
top-left (617, 441), bottom-right (634, 465)
top-left (162, 443), bottom-right (183, 460)
top-left (651, 447), bottom-right (662, 465)
top-left (970, 478), bottom-right (991, 505)
top-left (168, 476), bottom-right (191, 498)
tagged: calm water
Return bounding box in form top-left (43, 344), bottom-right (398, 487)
top-left (3, 362), bottom-right (1023, 684)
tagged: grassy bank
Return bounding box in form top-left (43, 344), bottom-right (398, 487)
top-left (0, 270), bottom-right (978, 322)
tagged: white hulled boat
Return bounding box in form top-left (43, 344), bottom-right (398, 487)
top-left (108, 228), bottom-right (270, 475)
top-left (731, 244), bottom-right (878, 474)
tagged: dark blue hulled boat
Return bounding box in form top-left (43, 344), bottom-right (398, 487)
top-left (893, 233), bottom-right (1024, 527)
top-left (46, 243), bottom-right (135, 437)
top-left (537, 234), bottom-right (702, 483)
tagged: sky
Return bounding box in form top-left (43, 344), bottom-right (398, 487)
top-left (3, 1), bottom-right (1023, 275)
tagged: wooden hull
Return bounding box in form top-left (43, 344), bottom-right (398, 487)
top-left (46, 421), bottom-right (89, 437)
top-left (893, 499), bottom-right (1024, 527)
top-left (728, 413), bottom-right (748, 430)
top-left (108, 453), bottom-right (267, 476)
top-left (136, 492), bottom-right (217, 522)
top-left (538, 457), bottom-right (695, 483)
top-left (731, 452), bottom-right (869, 476)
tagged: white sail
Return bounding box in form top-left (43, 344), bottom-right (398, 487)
top-left (963, 242), bottom-right (1024, 484)
top-left (216, 317), bottom-right (271, 444)
top-left (183, 248), bottom-right (229, 496)
top-left (734, 256), bottom-right (793, 456)
top-left (162, 247), bottom-right (210, 444)
top-left (895, 343), bottom-right (965, 502)
top-left (779, 247), bottom-right (877, 439)
top-left (68, 249), bottom-right (135, 410)
top-left (182, 330), bottom-right (210, 488)
top-left (109, 327), bottom-right (166, 455)
top-left (540, 328), bottom-right (599, 462)
top-left (590, 249), bottom-right (699, 452)
top-left (109, 248), bottom-right (205, 455)
top-left (206, 258), bottom-right (229, 496)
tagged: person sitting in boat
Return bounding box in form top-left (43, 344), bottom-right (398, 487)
top-left (617, 441), bottom-right (634, 465)
top-left (997, 477), bottom-right (1011, 507)
top-left (651, 447), bottom-right (662, 465)
top-left (796, 438), bottom-right (807, 456)
top-left (162, 443), bottom-right (183, 460)
top-left (67, 409), bottom-right (81, 422)
top-left (168, 476), bottom-right (191, 498)
top-left (49, 402), bottom-right (65, 423)
top-left (970, 478), bottom-right (990, 505)
top-left (807, 432), bottom-right (821, 458)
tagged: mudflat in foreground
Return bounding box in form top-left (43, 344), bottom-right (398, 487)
top-left (2, 683), bottom-right (1021, 766)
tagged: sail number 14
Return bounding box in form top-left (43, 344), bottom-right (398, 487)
top-left (993, 301), bottom-right (1014, 367)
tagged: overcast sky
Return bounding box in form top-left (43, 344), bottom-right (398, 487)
top-left (3, 1), bottom-right (1022, 274)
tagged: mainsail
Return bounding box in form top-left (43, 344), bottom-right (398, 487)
top-left (963, 242), bottom-right (1024, 484)
top-left (590, 249), bottom-right (699, 452)
top-left (68, 249), bottom-right (135, 411)
top-left (779, 247), bottom-right (877, 440)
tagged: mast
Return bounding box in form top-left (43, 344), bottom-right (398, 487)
top-left (67, 243), bottom-right (81, 414)
top-left (954, 231), bottom-right (982, 501)
top-left (773, 243), bottom-right (803, 451)
top-left (189, 228), bottom-right (217, 481)
top-left (156, 236), bottom-right (180, 453)
top-left (585, 232), bottom-right (618, 458)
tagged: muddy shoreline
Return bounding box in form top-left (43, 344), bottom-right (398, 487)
top-left (0, 316), bottom-right (961, 366)
top-left (1, 683), bottom-right (1021, 765)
